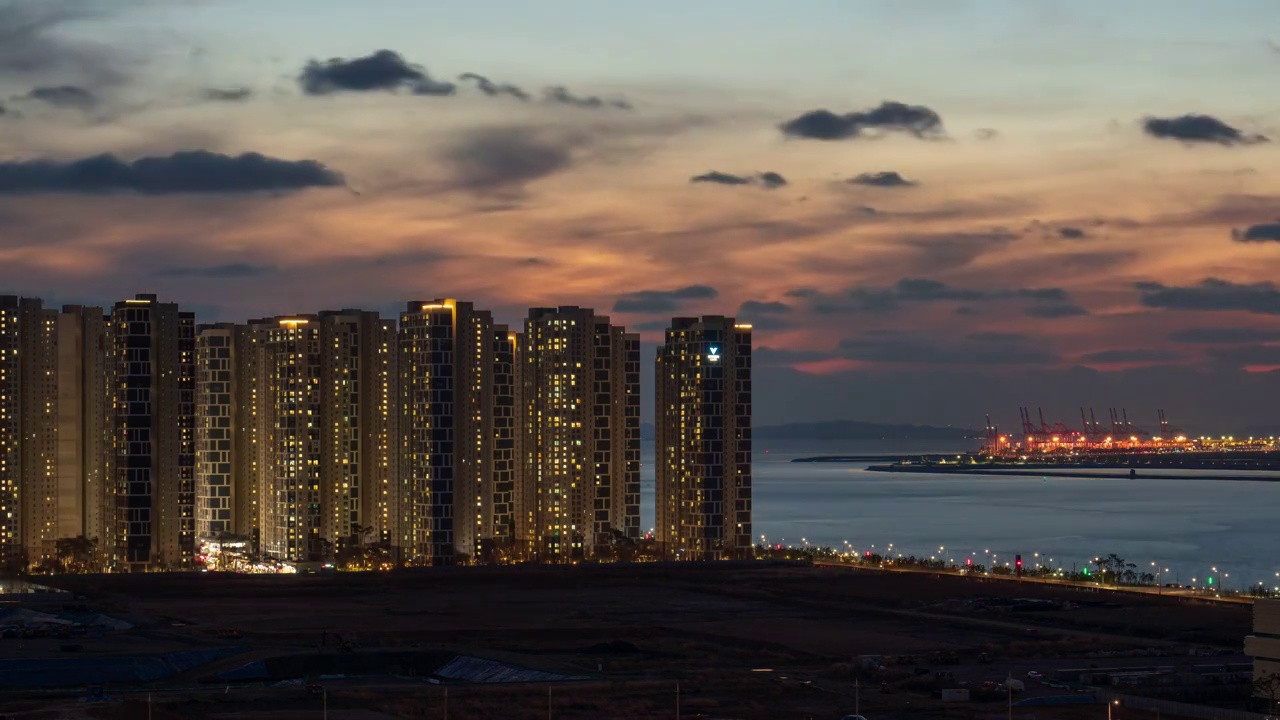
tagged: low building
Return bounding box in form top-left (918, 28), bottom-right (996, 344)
top-left (1246, 599), bottom-right (1280, 709)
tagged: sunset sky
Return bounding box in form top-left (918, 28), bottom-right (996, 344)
top-left (4, 0), bottom-right (1280, 431)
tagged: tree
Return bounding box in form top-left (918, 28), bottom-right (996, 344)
top-left (54, 536), bottom-right (98, 574)
top-left (1254, 672), bottom-right (1280, 714)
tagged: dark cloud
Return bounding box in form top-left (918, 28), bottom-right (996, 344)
top-left (1079, 348), bottom-right (1179, 364)
top-left (848, 171), bottom-right (917, 188)
top-left (690, 170), bottom-right (787, 190)
top-left (754, 347), bottom-right (834, 367)
top-left (1232, 223), bottom-right (1280, 242)
top-left (544, 86), bottom-right (631, 110)
top-left (739, 300), bottom-right (792, 315)
top-left (737, 300), bottom-right (795, 330)
top-left (614, 285), bottom-right (718, 313)
top-left (794, 278), bottom-right (1071, 315)
top-left (1169, 327), bottom-right (1280, 344)
top-left (1025, 303), bottom-right (1089, 318)
top-left (22, 85), bottom-right (97, 110)
top-left (458, 72), bottom-right (529, 101)
top-left (0, 1), bottom-right (131, 87)
top-left (1057, 226), bottom-right (1088, 239)
top-left (838, 331), bottom-right (1055, 365)
top-left (299, 49), bottom-right (456, 96)
top-left (161, 263), bottom-right (275, 278)
top-left (631, 320), bottom-right (670, 332)
top-left (0, 150), bottom-right (345, 195)
top-left (1205, 344), bottom-right (1280, 367)
top-left (1137, 278), bottom-right (1280, 315)
top-left (441, 127), bottom-right (574, 192)
top-left (1141, 114), bottom-right (1267, 146)
top-left (202, 87), bottom-right (253, 102)
top-left (779, 101), bottom-right (944, 141)
top-left (898, 231), bottom-right (1017, 272)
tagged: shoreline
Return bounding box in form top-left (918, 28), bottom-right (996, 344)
top-left (862, 464), bottom-right (1280, 481)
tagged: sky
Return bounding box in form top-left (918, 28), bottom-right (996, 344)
top-left (3, 0), bottom-right (1280, 432)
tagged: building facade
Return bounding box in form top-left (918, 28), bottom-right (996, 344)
top-left (399, 300), bottom-right (515, 565)
top-left (245, 311), bottom-right (397, 563)
top-left (655, 317), bottom-right (752, 560)
top-left (55, 306), bottom-right (113, 562)
top-left (520, 307), bottom-right (640, 561)
top-left (1247, 599), bottom-right (1280, 710)
top-left (113, 294), bottom-right (196, 571)
top-left (0, 297), bottom-right (59, 567)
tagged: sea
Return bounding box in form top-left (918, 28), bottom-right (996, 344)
top-left (639, 440), bottom-right (1280, 591)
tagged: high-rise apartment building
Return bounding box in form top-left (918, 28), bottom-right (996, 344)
top-left (399, 300), bottom-right (515, 565)
top-left (655, 316), bottom-right (752, 560)
top-left (55, 306), bottom-right (113, 560)
top-left (519, 307), bottom-right (640, 561)
top-left (250, 311), bottom-right (396, 562)
top-left (113, 294), bottom-right (196, 571)
top-left (0, 297), bottom-right (58, 567)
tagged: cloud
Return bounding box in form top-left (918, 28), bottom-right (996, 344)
top-left (1168, 327), bottom-right (1280, 344)
top-left (544, 85), bottom-right (631, 110)
top-left (779, 101), bottom-right (944, 140)
top-left (0, 0), bottom-right (132, 87)
top-left (613, 285), bottom-right (718, 313)
top-left (1232, 223), bottom-right (1280, 242)
top-left (737, 300), bottom-right (795, 330)
top-left (202, 87), bottom-right (253, 102)
top-left (739, 300), bottom-right (792, 315)
top-left (1025, 303), bottom-right (1089, 318)
top-left (899, 231), bottom-right (1018, 272)
top-left (161, 263), bottom-right (275, 278)
top-left (1057, 226), bottom-right (1088, 239)
top-left (0, 150), bottom-right (345, 195)
top-left (458, 72), bottom-right (529, 100)
top-left (1205, 344), bottom-right (1280, 367)
top-left (838, 331), bottom-right (1055, 365)
top-left (299, 49), bottom-right (456, 96)
top-left (794, 277), bottom-right (1071, 314)
top-left (690, 170), bottom-right (787, 190)
top-left (1079, 348), bottom-right (1179, 364)
top-left (848, 171), bottom-right (917, 188)
top-left (974, 128), bottom-right (999, 140)
top-left (1137, 278), bottom-right (1280, 315)
top-left (22, 85), bottom-right (97, 110)
top-left (1141, 114), bottom-right (1267, 146)
top-left (441, 127), bottom-right (574, 192)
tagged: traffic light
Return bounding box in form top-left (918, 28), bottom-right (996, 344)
top-left (1207, 576), bottom-right (1214, 586)
top-left (965, 557), bottom-right (973, 568)
top-left (865, 550), bottom-right (872, 558)
top-left (1016, 554), bottom-right (1023, 577)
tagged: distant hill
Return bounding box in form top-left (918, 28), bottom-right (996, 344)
top-left (640, 421), bottom-right (979, 441)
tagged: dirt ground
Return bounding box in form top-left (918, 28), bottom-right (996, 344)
top-left (0, 562), bottom-right (1255, 720)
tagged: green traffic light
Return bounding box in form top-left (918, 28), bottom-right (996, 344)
top-left (1207, 577), bottom-right (1214, 585)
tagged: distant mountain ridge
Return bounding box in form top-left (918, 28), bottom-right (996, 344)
top-left (639, 420), bottom-right (979, 441)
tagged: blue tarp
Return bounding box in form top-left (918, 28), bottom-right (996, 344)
top-left (0, 646), bottom-right (247, 687)
top-left (433, 656), bottom-right (590, 684)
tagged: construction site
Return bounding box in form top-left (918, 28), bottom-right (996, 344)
top-left (981, 408), bottom-right (1280, 461)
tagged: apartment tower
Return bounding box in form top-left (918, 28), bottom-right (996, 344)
top-left (113, 294), bottom-right (196, 571)
top-left (55, 306), bottom-right (113, 562)
top-left (655, 316), bottom-right (752, 560)
top-left (520, 307), bottom-right (640, 561)
top-left (399, 300), bottom-right (515, 565)
top-left (253, 311), bottom-right (396, 562)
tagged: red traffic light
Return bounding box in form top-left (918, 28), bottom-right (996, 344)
top-left (1015, 554), bottom-right (1023, 568)
top-left (865, 550), bottom-right (872, 558)
top-left (965, 557), bottom-right (972, 567)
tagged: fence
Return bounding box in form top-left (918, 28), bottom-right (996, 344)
top-left (1097, 690), bottom-right (1273, 720)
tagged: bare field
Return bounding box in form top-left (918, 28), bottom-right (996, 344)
top-left (0, 563), bottom-right (1252, 719)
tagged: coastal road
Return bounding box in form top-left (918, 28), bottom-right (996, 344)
top-left (812, 560), bottom-right (1254, 605)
